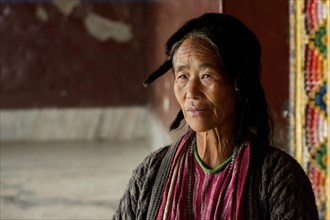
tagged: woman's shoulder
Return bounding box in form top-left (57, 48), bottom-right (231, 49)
top-left (251, 140), bottom-right (303, 172)
top-left (252, 140), bottom-right (317, 202)
top-left (250, 140), bottom-right (311, 190)
top-left (139, 133), bottom-right (188, 169)
top-left (132, 140), bottom-right (180, 177)
top-left (250, 140), bottom-right (318, 219)
top-left (134, 145), bottom-right (171, 173)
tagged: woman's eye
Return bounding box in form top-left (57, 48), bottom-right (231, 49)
top-left (177, 74), bottom-right (188, 80)
top-left (201, 74), bottom-right (211, 79)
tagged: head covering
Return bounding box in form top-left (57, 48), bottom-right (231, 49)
top-left (143, 13), bottom-right (261, 87)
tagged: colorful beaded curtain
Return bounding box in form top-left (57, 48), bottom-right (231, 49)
top-left (289, 0), bottom-right (329, 219)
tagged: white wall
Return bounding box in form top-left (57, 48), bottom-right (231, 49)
top-left (0, 107), bottom-right (148, 142)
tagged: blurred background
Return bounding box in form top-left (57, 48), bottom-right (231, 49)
top-left (0, 0), bottom-right (328, 219)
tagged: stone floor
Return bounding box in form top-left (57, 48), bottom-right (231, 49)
top-left (0, 140), bottom-right (151, 220)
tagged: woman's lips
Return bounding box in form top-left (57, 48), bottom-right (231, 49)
top-left (186, 107), bottom-right (209, 116)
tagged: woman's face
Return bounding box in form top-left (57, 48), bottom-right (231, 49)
top-left (173, 37), bottom-right (237, 132)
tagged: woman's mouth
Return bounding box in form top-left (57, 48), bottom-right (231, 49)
top-left (186, 107), bottom-right (209, 116)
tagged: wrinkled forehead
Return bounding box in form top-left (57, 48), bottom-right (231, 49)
top-left (173, 37), bottom-right (220, 70)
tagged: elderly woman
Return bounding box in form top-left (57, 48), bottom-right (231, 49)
top-left (113, 13), bottom-right (318, 219)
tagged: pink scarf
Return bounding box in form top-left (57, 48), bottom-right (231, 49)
top-left (156, 132), bottom-right (251, 220)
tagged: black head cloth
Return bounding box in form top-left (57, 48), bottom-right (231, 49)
top-left (143, 13), bottom-right (257, 87)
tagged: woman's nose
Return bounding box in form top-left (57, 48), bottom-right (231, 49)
top-left (186, 78), bottom-right (201, 99)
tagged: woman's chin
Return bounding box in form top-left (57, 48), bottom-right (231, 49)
top-left (187, 122), bottom-right (216, 133)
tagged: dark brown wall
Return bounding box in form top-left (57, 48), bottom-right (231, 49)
top-left (1, 1), bottom-right (289, 146)
top-left (223, 0), bottom-right (290, 146)
top-left (0, 3), bottom-right (148, 108)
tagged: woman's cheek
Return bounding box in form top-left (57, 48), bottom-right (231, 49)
top-left (174, 86), bottom-right (184, 106)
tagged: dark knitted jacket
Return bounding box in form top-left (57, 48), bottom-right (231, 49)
top-left (112, 137), bottom-right (319, 220)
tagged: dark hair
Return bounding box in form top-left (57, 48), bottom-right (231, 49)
top-left (144, 13), bottom-right (272, 145)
